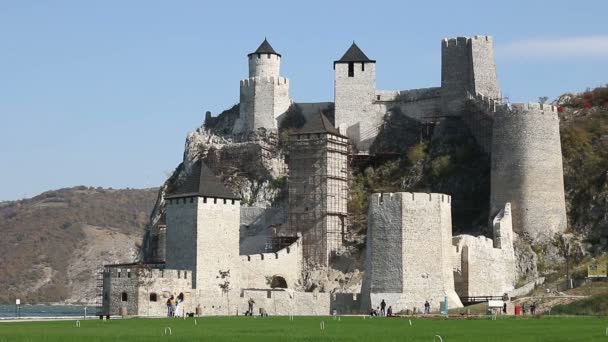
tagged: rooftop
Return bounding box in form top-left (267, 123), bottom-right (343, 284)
top-left (166, 160), bottom-right (240, 200)
top-left (334, 42), bottom-right (375, 64)
top-left (292, 112), bottom-right (344, 137)
top-left (248, 38), bottom-right (281, 57)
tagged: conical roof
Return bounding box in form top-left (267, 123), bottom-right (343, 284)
top-left (335, 42), bottom-right (375, 64)
top-left (292, 112), bottom-right (344, 137)
top-left (166, 160), bottom-right (240, 200)
top-left (248, 38), bottom-right (281, 57)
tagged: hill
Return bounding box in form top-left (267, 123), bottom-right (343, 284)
top-left (0, 187), bottom-right (157, 304)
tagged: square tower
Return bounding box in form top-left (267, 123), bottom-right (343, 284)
top-left (334, 43), bottom-right (377, 151)
top-left (164, 161), bottom-right (241, 292)
top-left (287, 113), bottom-right (349, 267)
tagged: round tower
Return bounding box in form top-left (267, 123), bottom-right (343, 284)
top-left (248, 38), bottom-right (281, 78)
top-left (490, 103), bottom-right (567, 243)
top-left (234, 39), bottom-right (291, 134)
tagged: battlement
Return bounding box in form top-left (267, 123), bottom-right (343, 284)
top-left (442, 35), bottom-right (493, 47)
top-left (468, 92), bottom-right (558, 115)
top-left (248, 53), bottom-right (281, 61)
top-left (103, 266), bottom-right (191, 280)
top-left (239, 236), bottom-right (301, 262)
top-left (375, 87), bottom-right (441, 103)
top-left (240, 77), bottom-right (289, 87)
top-left (371, 192), bottom-right (451, 206)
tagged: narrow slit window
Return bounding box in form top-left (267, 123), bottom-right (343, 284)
top-left (348, 62), bottom-right (354, 77)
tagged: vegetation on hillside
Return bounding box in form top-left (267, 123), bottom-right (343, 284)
top-left (559, 86), bottom-right (608, 243)
top-left (349, 117), bottom-right (491, 238)
top-left (0, 187), bottom-right (157, 304)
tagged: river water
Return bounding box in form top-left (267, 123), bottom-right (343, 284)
top-left (0, 305), bottom-right (98, 318)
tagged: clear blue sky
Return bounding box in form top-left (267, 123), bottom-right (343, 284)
top-left (1, 0), bottom-right (607, 201)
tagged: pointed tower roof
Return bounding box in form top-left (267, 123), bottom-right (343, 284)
top-left (334, 42), bottom-right (375, 65)
top-left (166, 160), bottom-right (240, 200)
top-left (248, 38), bottom-right (281, 57)
top-left (292, 112), bottom-right (344, 137)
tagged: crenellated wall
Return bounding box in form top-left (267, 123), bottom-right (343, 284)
top-left (361, 192), bottom-right (463, 312)
top-left (165, 196), bottom-right (241, 291)
top-left (441, 36), bottom-right (500, 116)
top-left (239, 236), bottom-right (303, 289)
top-left (237, 76), bottom-right (291, 133)
top-left (452, 203), bottom-right (516, 297)
top-left (102, 266), bottom-right (192, 317)
top-left (490, 102), bottom-right (567, 242)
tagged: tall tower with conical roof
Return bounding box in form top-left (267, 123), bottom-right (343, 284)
top-left (234, 39), bottom-right (291, 134)
top-left (334, 42), bottom-right (377, 151)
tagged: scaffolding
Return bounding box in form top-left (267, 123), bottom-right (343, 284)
top-left (287, 132), bottom-right (349, 267)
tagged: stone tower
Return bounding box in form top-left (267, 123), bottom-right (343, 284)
top-left (164, 161), bottom-right (241, 290)
top-left (490, 103), bottom-right (567, 243)
top-left (334, 42), bottom-right (377, 151)
top-left (234, 39), bottom-right (291, 134)
top-left (287, 112), bottom-right (349, 267)
top-left (441, 35), bottom-right (500, 115)
top-left (361, 192), bottom-right (462, 312)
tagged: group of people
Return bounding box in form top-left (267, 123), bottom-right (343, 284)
top-left (369, 300), bottom-right (432, 317)
top-left (369, 299), bottom-right (393, 317)
top-left (166, 293), bottom-right (184, 317)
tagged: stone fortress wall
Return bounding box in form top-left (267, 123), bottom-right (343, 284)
top-left (361, 192), bottom-right (463, 312)
top-left (452, 203), bottom-right (516, 297)
top-left (334, 62), bottom-right (380, 151)
top-left (165, 196), bottom-right (241, 292)
top-left (102, 267), bottom-right (192, 317)
top-left (106, 35), bottom-right (567, 317)
top-left (487, 99), bottom-right (567, 243)
top-left (239, 236), bottom-right (303, 289)
top-left (234, 50), bottom-right (291, 134)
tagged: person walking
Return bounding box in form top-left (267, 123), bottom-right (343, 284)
top-left (169, 295), bottom-right (176, 317)
top-left (248, 298), bottom-right (255, 316)
top-left (380, 299), bottom-right (386, 316)
top-left (175, 293), bottom-right (184, 318)
top-left (424, 300), bottom-right (430, 314)
top-left (530, 303), bottom-right (536, 315)
top-left (166, 297), bottom-right (172, 317)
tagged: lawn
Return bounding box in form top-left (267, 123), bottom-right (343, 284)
top-left (0, 316), bottom-right (607, 341)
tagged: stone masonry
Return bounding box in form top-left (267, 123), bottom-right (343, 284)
top-left (361, 192), bottom-right (463, 312)
top-left (234, 39), bottom-right (291, 134)
top-left (452, 203), bottom-right (516, 297)
top-left (489, 102), bottom-right (567, 242)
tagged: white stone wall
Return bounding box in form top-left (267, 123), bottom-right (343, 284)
top-left (248, 53), bottom-right (280, 78)
top-left (102, 267), bottom-right (192, 316)
top-left (452, 203), bottom-right (516, 297)
top-left (238, 77), bottom-right (291, 133)
top-left (470, 36), bottom-right (500, 100)
top-left (361, 192), bottom-right (463, 312)
top-left (239, 238), bottom-right (302, 289)
top-left (165, 197), bottom-right (241, 291)
top-left (334, 62), bottom-right (380, 151)
top-left (490, 103), bottom-right (567, 242)
top-left (239, 289), bottom-right (331, 316)
top-left (165, 198), bottom-right (197, 280)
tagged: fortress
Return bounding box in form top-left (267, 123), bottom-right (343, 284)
top-left (101, 36), bottom-right (567, 316)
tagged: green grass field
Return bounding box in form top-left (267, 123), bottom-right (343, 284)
top-left (1, 316), bottom-right (607, 341)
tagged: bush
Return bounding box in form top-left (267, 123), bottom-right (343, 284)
top-left (430, 155), bottom-right (453, 178)
top-left (407, 143), bottom-right (427, 164)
